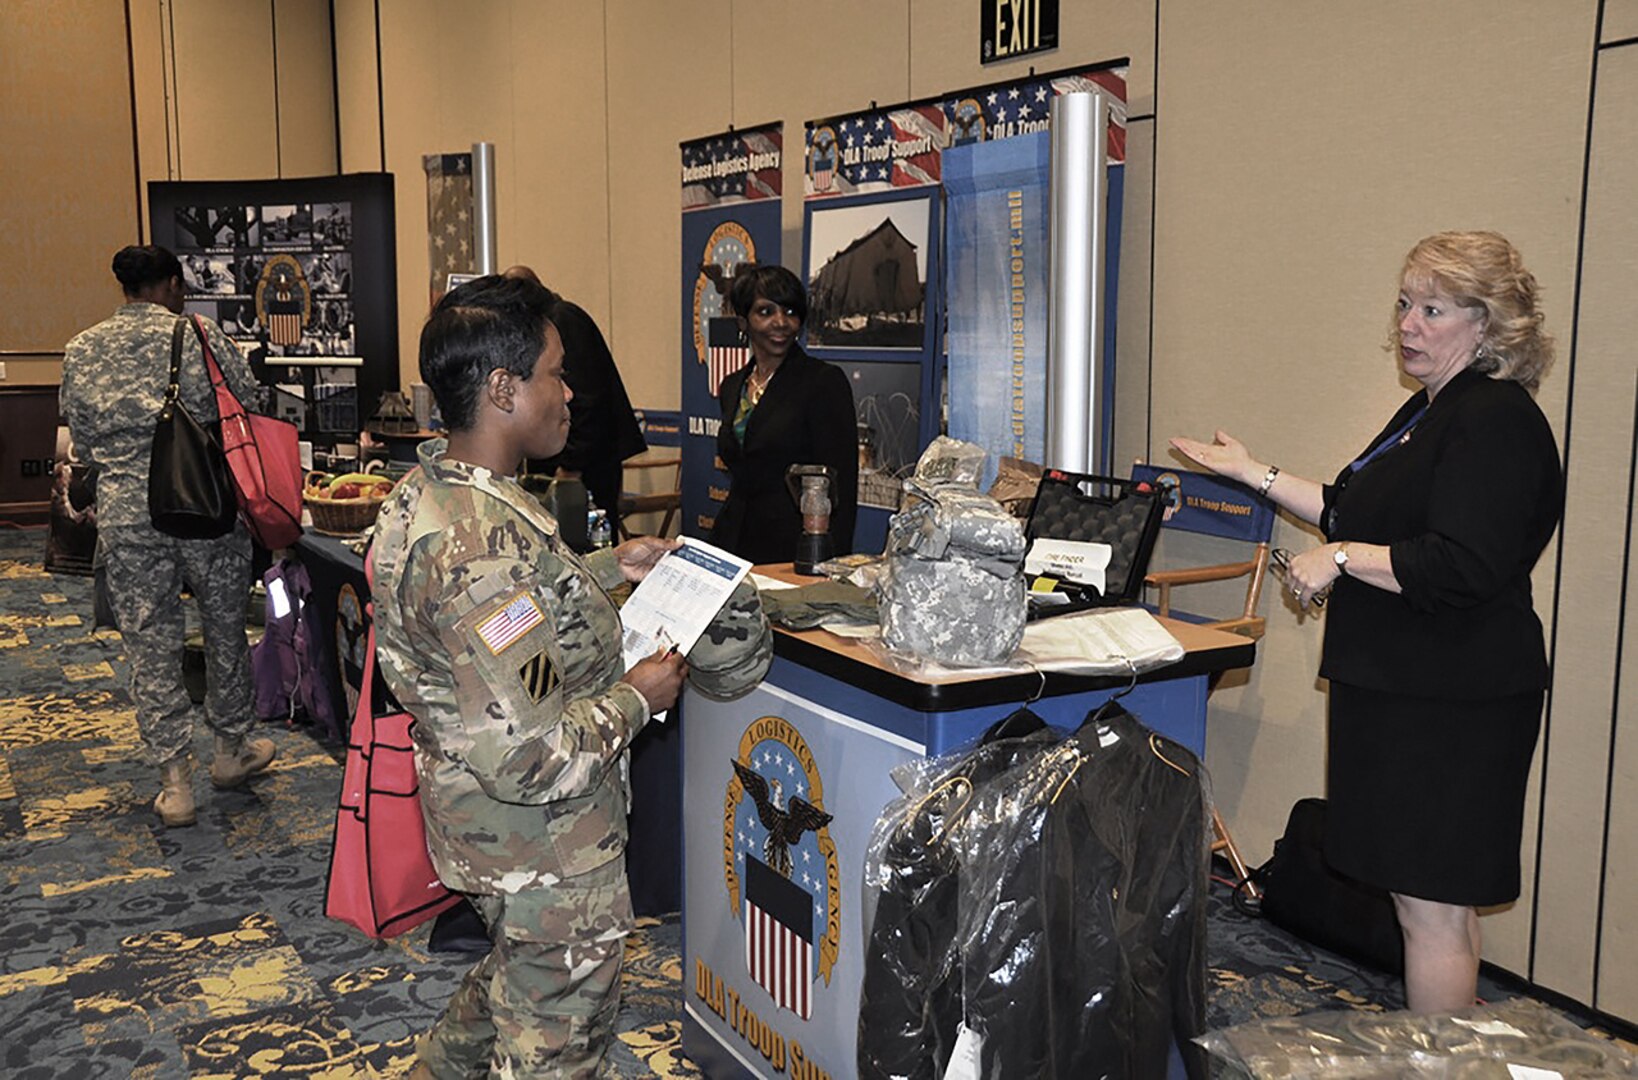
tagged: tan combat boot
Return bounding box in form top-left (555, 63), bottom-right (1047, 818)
top-left (209, 733), bottom-right (277, 789)
top-left (154, 755), bottom-right (197, 827)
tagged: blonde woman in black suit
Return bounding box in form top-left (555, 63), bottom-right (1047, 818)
top-left (711, 265), bottom-right (858, 565)
top-left (1172, 231), bottom-right (1561, 1015)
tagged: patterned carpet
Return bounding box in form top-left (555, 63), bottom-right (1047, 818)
top-left (0, 524), bottom-right (1581, 1079)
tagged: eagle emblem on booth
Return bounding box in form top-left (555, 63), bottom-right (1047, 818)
top-left (723, 715), bottom-right (840, 1020)
top-left (691, 220), bottom-right (755, 398)
top-left (255, 253), bottom-right (312, 347)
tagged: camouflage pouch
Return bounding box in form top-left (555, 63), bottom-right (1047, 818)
top-left (879, 481), bottom-right (1027, 665)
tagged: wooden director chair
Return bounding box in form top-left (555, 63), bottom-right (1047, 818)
top-left (1131, 463), bottom-right (1277, 896)
top-left (616, 454), bottom-right (682, 540)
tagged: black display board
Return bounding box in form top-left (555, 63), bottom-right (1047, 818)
top-left (148, 173), bottom-right (399, 448)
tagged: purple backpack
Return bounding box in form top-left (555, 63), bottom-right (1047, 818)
top-left (252, 558), bottom-right (339, 739)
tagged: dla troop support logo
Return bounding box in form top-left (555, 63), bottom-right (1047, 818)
top-left (723, 715), bottom-right (839, 1021)
top-left (692, 221), bottom-right (755, 398)
top-left (807, 125), bottom-right (839, 193)
top-left (255, 253), bottom-right (312, 347)
top-left (950, 97), bottom-right (988, 145)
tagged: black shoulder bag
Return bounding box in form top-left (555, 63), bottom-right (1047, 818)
top-left (1237, 798), bottom-right (1405, 975)
top-left (149, 316), bottom-right (237, 538)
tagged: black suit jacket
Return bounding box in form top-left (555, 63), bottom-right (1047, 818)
top-left (1320, 367), bottom-right (1562, 698)
top-left (528, 300), bottom-right (647, 514)
top-left (710, 345), bottom-right (858, 565)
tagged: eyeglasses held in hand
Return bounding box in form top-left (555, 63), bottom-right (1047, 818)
top-left (1271, 547), bottom-right (1328, 610)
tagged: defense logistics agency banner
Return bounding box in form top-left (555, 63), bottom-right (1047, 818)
top-left (679, 122), bottom-right (783, 540)
top-left (944, 63), bottom-right (1128, 482)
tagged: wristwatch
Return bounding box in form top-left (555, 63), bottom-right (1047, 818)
top-left (1333, 542), bottom-right (1351, 574)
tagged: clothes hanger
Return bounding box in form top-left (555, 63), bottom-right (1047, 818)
top-left (980, 667), bottom-right (1049, 743)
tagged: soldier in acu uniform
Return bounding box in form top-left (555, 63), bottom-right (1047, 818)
top-left (373, 275), bottom-right (770, 1079)
top-left (60, 246), bottom-right (277, 827)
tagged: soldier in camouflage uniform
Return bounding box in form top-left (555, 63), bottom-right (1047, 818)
top-left (60, 246), bottom-right (277, 828)
top-left (372, 275), bottom-right (770, 1079)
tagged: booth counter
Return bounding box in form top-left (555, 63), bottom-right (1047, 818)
top-left (682, 565), bottom-right (1255, 1079)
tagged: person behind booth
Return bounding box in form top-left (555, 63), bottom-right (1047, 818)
top-left (710, 264), bottom-right (858, 564)
top-left (501, 265), bottom-right (647, 516)
top-left (60, 245), bottom-right (277, 828)
top-left (370, 274), bottom-right (770, 1079)
top-left (1170, 231), bottom-right (1561, 1015)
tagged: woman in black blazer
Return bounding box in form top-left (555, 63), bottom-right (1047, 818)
top-left (1171, 231), bottom-right (1561, 1015)
top-left (710, 265), bottom-right (858, 565)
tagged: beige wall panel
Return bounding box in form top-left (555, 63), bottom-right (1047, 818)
top-left (0, 0), bottom-right (140, 353)
top-left (908, 0), bottom-right (1156, 111)
top-left (1113, 119), bottom-right (1153, 471)
top-left (274, 0), bottom-right (338, 177)
top-left (129, 0), bottom-right (171, 238)
top-left (1605, 0), bottom-right (1638, 43)
top-left (1536, 108), bottom-right (1638, 1001)
top-left (170, 0), bottom-right (279, 179)
top-left (605, 2), bottom-right (733, 412)
top-left (0, 358), bottom-right (68, 384)
top-left (1150, 2), bottom-right (1591, 961)
top-left (375, 0), bottom-right (450, 385)
top-left (333, 0), bottom-right (382, 172)
top-left (1603, 477), bottom-right (1638, 1016)
top-left (1575, 46), bottom-right (1638, 1019)
top-left (731, 0), bottom-right (910, 258)
top-left (505, 1), bottom-right (613, 327)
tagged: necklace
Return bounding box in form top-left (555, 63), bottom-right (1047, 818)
top-left (746, 366), bottom-right (774, 405)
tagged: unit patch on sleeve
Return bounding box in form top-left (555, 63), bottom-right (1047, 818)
top-left (474, 592), bottom-right (545, 655)
top-left (518, 651), bottom-right (559, 703)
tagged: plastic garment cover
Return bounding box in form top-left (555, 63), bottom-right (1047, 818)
top-left (858, 704), bottom-right (1211, 1079)
top-left (879, 481), bottom-right (1028, 665)
top-left (857, 727), bottom-right (1060, 1080)
top-left (1195, 996), bottom-right (1638, 1078)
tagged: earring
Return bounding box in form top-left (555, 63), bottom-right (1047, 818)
top-left (737, 325), bottom-right (748, 346)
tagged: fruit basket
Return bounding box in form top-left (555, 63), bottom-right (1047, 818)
top-left (303, 470), bottom-right (394, 535)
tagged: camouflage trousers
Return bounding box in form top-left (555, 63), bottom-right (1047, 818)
top-left (417, 855), bottom-right (635, 1078)
top-left (100, 522), bottom-right (255, 766)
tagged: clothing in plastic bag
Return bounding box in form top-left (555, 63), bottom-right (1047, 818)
top-left (951, 703), bottom-right (1210, 1079)
top-left (858, 703), bottom-right (1211, 1080)
top-left (858, 721), bottom-right (1060, 1080)
top-left (1195, 995), bottom-right (1637, 1078)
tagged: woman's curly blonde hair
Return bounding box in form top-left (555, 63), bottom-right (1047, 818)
top-left (1393, 231), bottom-right (1554, 393)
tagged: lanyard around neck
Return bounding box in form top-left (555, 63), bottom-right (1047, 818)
top-left (1347, 403), bottom-right (1429, 475)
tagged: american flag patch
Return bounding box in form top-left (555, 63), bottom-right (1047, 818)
top-left (707, 316), bottom-right (748, 398)
top-left (474, 594), bottom-right (544, 655)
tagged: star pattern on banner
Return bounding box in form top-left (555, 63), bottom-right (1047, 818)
top-left (424, 153), bottom-right (474, 303)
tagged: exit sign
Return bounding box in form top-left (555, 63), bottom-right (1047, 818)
top-left (982, 0), bottom-right (1059, 64)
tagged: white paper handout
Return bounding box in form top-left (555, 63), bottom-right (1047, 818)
top-left (1024, 537), bottom-right (1113, 595)
top-left (619, 538), bottom-right (752, 672)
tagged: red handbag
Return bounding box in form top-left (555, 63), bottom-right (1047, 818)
top-left (324, 550), bottom-right (461, 938)
top-left (190, 315), bottom-right (304, 550)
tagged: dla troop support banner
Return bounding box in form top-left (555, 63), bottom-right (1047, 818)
top-left (944, 62), bottom-right (1128, 484)
top-left (680, 123), bottom-right (783, 541)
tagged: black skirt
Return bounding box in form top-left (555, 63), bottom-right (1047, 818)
top-left (1325, 682), bottom-right (1542, 906)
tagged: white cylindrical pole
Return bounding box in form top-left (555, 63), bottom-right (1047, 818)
top-left (1045, 91), bottom-right (1109, 476)
top-left (472, 141), bottom-right (498, 274)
